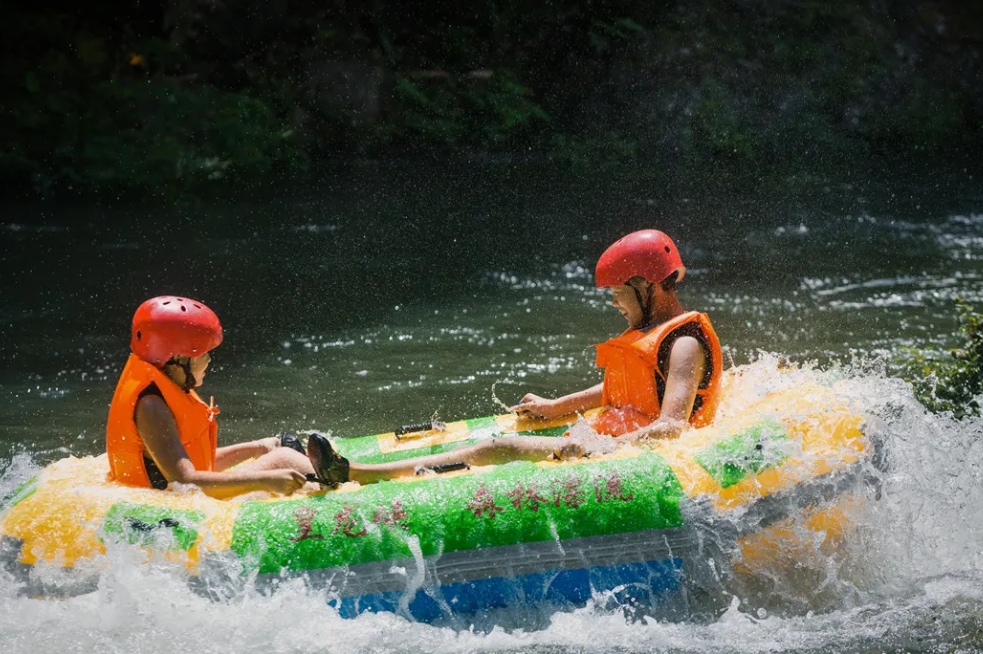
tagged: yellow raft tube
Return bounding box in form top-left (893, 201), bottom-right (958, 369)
top-left (0, 369), bottom-right (879, 621)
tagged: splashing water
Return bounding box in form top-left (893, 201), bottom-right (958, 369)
top-left (2, 359), bottom-right (982, 654)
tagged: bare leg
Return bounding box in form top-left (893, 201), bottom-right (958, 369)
top-left (238, 447), bottom-right (315, 475)
top-left (348, 436), bottom-right (562, 484)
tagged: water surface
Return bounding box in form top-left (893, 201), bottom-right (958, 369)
top-left (1, 163), bottom-right (982, 652)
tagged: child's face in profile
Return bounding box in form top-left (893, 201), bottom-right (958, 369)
top-left (188, 352), bottom-right (212, 386)
top-left (610, 284), bottom-right (645, 328)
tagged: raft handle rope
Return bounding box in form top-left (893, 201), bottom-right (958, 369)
top-left (395, 420), bottom-right (447, 438)
top-left (414, 461), bottom-right (470, 475)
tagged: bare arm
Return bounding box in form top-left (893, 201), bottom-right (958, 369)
top-left (135, 396), bottom-right (304, 499)
top-left (511, 383), bottom-right (604, 419)
top-left (620, 336), bottom-right (705, 444)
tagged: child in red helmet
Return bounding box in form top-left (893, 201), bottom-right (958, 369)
top-left (106, 296), bottom-right (314, 498)
top-left (513, 229), bottom-right (722, 435)
top-left (308, 230), bottom-right (723, 487)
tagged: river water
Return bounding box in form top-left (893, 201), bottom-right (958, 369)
top-left (1, 162), bottom-right (982, 652)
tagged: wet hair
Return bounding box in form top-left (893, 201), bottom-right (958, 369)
top-left (627, 271), bottom-right (678, 293)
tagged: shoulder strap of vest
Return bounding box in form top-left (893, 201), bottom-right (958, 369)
top-left (125, 355), bottom-right (217, 418)
top-left (127, 356), bottom-right (178, 400)
top-left (629, 311), bottom-right (704, 363)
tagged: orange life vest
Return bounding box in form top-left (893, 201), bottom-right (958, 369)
top-left (590, 311), bottom-right (722, 436)
top-left (106, 354), bottom-right (219, 487)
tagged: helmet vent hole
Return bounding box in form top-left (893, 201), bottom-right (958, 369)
top-left (162, 301), bottom-right (171, 306)
top-left (136, 330), bottom-right (142, 341)
top-left (193, 303), bottom-right (201, 309)
top-left (665, 246), bottom-right (671, 253)
top-left (180, 305), bottom-right (187, 312)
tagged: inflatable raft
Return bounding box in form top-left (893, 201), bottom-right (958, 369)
top-left (0, 373), bottom-right (876, 623)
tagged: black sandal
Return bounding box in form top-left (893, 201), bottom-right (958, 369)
top-left (305, 432), bottom-right (351, 489)
top-left (277, 432), bottom-right (306, 455)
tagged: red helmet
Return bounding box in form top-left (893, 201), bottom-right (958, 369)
top-left (130, 296), bottom-right (223, 367)
top-left (595, 230), bottom-right (686, 288)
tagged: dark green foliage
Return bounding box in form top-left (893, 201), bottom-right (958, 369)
top-left (55, 80), bottom-right (303, 191)
top-left (550, 133), bottom-right (638, 171)
top-left (0, 13), bottom-right (305, 194)
top-left (618, 0), bottom-right (983, 168)
top-left (903, 301), bottom-right (983, 419)
top-left (683, 78), bottom-right (759, 163)
top-left (1, 0), bottom-right (981, 193)
top-left (388, 71), bottom-right (548, 148)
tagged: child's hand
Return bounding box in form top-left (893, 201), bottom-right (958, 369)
top-left (511, 393), bottom-right (560, 419)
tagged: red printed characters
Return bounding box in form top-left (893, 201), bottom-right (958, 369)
top-left (290, 506), bottom-right (324, 543)
top-left (306, 471), bottom-right (635, 541)
top-left (332, 504), bottom-right (368, 538)
top-left (506, 482), bottom-right (550, 512)
top-left (551, 474), bottom-right (588, 509)
top-left (466, 484), bottom-right (505, 519)
top-left (372, 500), bottom-right (409, 530)
top-left (469, 471), bottom-right (632, 522)
top-left (593, 471), bottom-right (634, 503)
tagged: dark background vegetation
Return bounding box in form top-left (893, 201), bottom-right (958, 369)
top-left (2, 0), bottom-right (981, 196)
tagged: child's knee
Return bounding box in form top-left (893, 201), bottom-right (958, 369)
top-left (260, 447), bottom-right (311, 472)
top-left (281, 447), bottom-right (312, 471)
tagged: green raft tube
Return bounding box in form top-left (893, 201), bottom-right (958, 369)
top-left (0, 375), bottom-right (876, 624)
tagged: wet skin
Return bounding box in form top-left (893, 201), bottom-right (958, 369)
top-left (135, 352), bottom-right (313, 498)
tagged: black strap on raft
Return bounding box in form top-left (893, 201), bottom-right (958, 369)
top-left (395, 421), bottom-right (442, 438)
top-left (414, 462), bottom-right (470, 475)
top-left (126, 517), bottom-right (181, 532)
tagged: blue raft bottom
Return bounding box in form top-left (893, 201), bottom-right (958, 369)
top-left (328, 557), bottom-right (684, 623)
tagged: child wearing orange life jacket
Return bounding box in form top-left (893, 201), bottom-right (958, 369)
top-left (307, 230), bottom-right (723, 487)
top-left (106, 296), bottom-right (314, 499)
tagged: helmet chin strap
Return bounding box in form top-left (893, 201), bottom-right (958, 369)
top-left (631, 282), bottom-right (654, 329)
top-left (166, 359), bottom-right (197, 393)
top-left (179, 361), bottom-right (197, 393)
